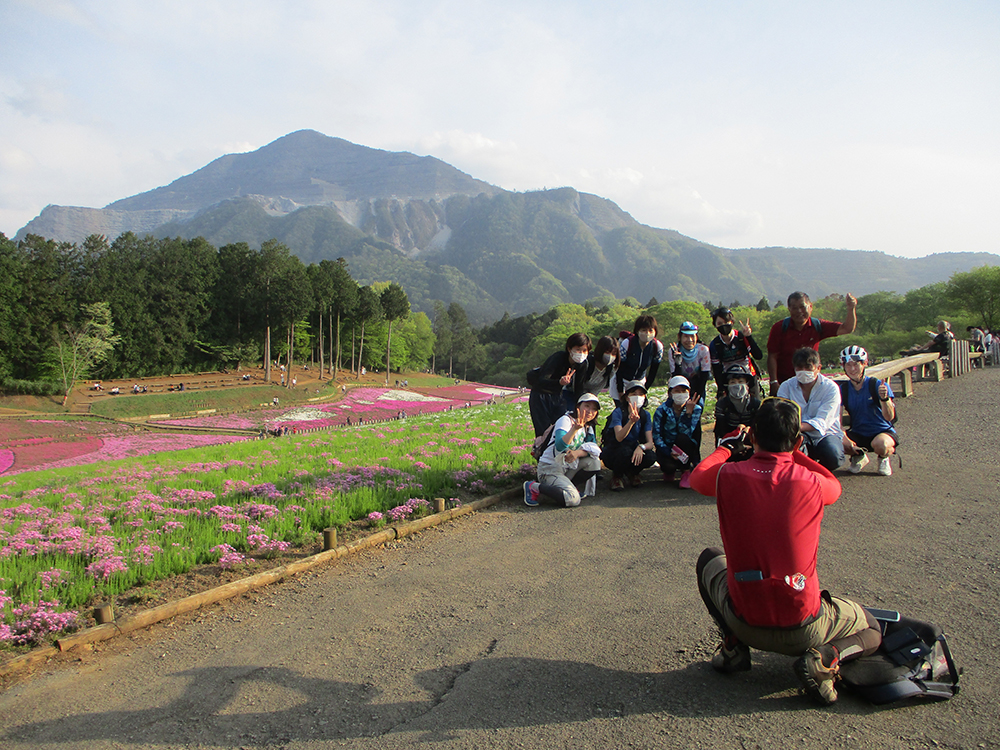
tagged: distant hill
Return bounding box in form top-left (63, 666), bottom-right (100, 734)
top-left (15, 130), bottom-right (1000, 324)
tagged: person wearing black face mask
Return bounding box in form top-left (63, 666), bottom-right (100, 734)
top-left (708, 308), bottom-right (763, 400)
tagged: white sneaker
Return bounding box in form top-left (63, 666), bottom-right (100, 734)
top-left (877, 457), bottom-right (892, 476)
top-left (849, 452), bottom-right (869, 474)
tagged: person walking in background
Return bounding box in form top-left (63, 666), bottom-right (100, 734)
top-left (766, 292), bottom-right (857, 396)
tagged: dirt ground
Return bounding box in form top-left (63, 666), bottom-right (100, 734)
top-left (0, 367), bottom-right (998, 749)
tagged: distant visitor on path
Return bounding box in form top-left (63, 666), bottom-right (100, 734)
top-left (838, 346), bottom-right (897, 476)
top-left (900, 320), bottom-right (953, 356)
top-left (766, 291), bottom-right (857, 396)
top-left (523, 393), bottom-right (603, 508)
top-left (690, 397), bottom-right (882, 705)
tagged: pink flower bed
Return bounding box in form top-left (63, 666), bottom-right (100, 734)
top-left (1, 437), bottom-right (104, 475)
top-left (3, 434), bottom-right (246, 475)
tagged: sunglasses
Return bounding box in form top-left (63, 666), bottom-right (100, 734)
top-left (841, 354), bottom-right (867, 363)
top-left (760, 395), bottom-right (802, 421)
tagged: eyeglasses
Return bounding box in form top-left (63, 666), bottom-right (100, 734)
top-left (841, 355), bottom-right (867, 363)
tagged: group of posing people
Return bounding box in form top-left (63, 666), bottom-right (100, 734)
top-left (522, 290), bottom-right (913, 705)
top-left (523, 290), bottom-right (900, 507)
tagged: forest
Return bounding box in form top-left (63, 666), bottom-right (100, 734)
top-left (1, 231), bottom-right (997, 394)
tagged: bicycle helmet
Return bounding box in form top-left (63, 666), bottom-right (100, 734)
top-left (679, 321), bottom-right (699, 335)
top-left (840, 345), bottom-right (868, 364)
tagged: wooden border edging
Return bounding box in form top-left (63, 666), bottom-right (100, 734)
top-left (0, 486), bottom-right (518, 676)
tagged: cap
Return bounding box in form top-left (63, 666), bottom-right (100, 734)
top-left (623, 379), bottom-right (648, 394)
top-left (667, 375), bottom-right (690, 389)
top-left (577, 392), bottom-right (600, 406)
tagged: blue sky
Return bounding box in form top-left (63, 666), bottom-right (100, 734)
top-left (1, 0), bottom-right (997, 258)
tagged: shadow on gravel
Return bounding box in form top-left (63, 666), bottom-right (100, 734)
top-left (5, 657), bottom-right (875, 745)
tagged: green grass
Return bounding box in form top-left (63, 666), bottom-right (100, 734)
top-left (89, 385), bottom-right (314, 419)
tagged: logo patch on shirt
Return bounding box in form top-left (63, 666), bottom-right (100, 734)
top-left (785, 573), bottom-right (807, 591)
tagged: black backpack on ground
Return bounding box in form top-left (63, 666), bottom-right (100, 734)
top-left (838, 611), bottom-right (960, 704)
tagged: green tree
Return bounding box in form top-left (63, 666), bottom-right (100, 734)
top-left (322, 258), bottom-right (358, 375)
top-left (857, 291), bottom-right (902, 334)
top-left (947, 265), bottom-right (1000, 330)
top-left (406, 312), bottom-right (436, 370)
top-left (380, 282), bottom-right (410, 384)
top-left (432, 301), bottom-right (453, 375)
top-left (47, 302), bottom-right (121, 404)
top-left (755, 296), bottom-right (770, 312)
top-left (352, 286), bottom-right (383, 375)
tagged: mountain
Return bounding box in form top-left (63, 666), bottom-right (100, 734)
top-left (15, 130), bottom-right (1000, 324)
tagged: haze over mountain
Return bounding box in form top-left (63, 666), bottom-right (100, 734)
top-left (16, 130), bottom-right (999, 324)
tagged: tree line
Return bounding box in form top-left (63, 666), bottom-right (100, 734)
top-left (0, 233), bottom-right (472, 392)
top-left (2, 229), bottom-right (996, 393)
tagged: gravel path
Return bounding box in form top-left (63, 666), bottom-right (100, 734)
top-left (1, 367), bottom-right (998, 749)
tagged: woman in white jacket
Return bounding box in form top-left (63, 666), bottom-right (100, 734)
top-left (523, 393), bottom-right (602, 507)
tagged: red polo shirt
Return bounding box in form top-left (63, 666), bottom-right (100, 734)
top-left (767, 318), bottom-right (841, 382)
top-left (690, 446), bottom-right (841, 628)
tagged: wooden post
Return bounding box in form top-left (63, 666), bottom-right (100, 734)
top-left (434, 497), bottom-right (446, 514)
top-left (323, 528), bottom-right (338, 550)
top-left (94, 604), bottom-right (114, 624)
top-left (897, 368), bottom-right (914, 397)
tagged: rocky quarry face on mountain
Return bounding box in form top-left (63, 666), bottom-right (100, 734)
top-left (15, 129), bottom-right (998, 324)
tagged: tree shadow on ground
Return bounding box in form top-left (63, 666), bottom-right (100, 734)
top-left (4, 656), bottom-right (876, 746)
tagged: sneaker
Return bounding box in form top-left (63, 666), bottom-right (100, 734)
top-left (523, 480), bottom-right (539, 507)
top-left (678, 470), bottom-right (692, 489)
top-left (711, 639), bottom-right (751, 673)
top-left (794, 648), bottom-right (840, 705)
top-left (849, 452), bottom-right (869, 474)
top-left (630, 473), bottom-right (643, 488)
top-left (877, 456), bottom-right (892, 476)
top-left (610, 475), bottom-right (624, 492)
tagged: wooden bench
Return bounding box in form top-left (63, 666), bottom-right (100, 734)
top-left (862, 352), bottom-right (942, 398)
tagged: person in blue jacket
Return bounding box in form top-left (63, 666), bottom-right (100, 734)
top-left (653, 375), bottom-right (703, 488)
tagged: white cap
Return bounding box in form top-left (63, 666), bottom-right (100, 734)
top-left (667, 375), bottom-right (691, 389)
top-left (577, 392), bottom-right (600, 406)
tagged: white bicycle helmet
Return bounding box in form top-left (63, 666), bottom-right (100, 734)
top-left (840, 345), bottom-right (868, 364)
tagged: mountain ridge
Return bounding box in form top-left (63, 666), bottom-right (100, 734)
top-left (14, 130), bottom-right (999, 324)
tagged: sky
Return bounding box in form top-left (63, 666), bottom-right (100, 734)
top-left (1, 0), bottom-right (998, 258)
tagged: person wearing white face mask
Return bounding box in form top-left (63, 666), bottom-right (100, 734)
top-left (776, 348), bottom-right (845, 471)
top-left (526, 332), bottom-right (592, 437)
top-left (601, 380), bottom-right (657, 490)
top-left (614, 315), bottom-right (664, 404)
top-left (576, 336), bottom-right (619, 398)
top-left (653, 375), bottom-right (704, 488)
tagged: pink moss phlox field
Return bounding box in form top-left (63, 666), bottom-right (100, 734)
top-left (1, 385), bottom-right (534, 645)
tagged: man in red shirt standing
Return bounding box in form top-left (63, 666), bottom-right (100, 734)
top-left (690, 398), bottom-right (882, 705)
top-left (766, 291), bottom-right (857, 396)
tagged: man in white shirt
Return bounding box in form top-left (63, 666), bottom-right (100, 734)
top-left (777, 348), bottom-right (844, 471)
